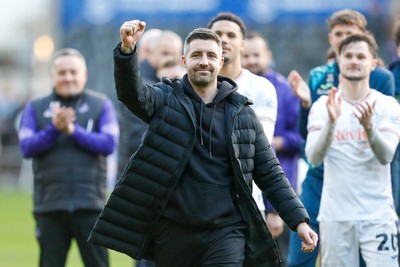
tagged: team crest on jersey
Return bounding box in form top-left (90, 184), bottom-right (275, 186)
top-left (43, 101), bottom-right (61, 118)
top-left (320, 83), bottom-right (333, 90)
top-left (316, 73), bottom-right (335, 95)
top-left (78, 102), bottom-right (90, 113)
top-left (316, 85), bottom-right (332, 96)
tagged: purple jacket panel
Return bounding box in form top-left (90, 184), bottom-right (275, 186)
top-left (263, 70), bottom-right (303, 213)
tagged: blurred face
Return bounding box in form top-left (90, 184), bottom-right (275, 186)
top-left (329, 24), bottom-right (363, 55)
top-left (182, 39), bottom-right (224, 87)
top-left (52, 55), bottom-right (87, 97)
top-left (157, 64), bottom-right (186, 80)
top-left (209, 20), bottom-right (244, 64)
top-left (150, 38), bottom-right (182, 68)
top-left (242, 37), bottom-right (271, 75)
top-left (338, 41), bottom-right (377, 82)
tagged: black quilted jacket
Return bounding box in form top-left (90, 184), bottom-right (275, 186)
top-left (89, 44), bottom-right (309, 266)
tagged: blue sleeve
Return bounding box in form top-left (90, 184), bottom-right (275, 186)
top-left (370, 66), bottom-right (395, 97)
top-left (72, 99), bottom-right (119, 156)
top-left (19, 102), bottom-right (61, 157)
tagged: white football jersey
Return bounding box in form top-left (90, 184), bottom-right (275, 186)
top-left (307, 89), bottom-right (400, 222)
top-left (235, 68), bottom-right (278, 213)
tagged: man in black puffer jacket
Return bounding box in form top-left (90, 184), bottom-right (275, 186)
top-left (89, 21), bottom-right (318, 267)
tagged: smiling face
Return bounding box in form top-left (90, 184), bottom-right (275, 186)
top-left (209, 20), bottom-right (244, 64)
top-left (338, 41), bottom-right (377, 82)
top-left (52, 55), bottom-right (88, 98)
top-left (182, 39), bottom-right (224, 88)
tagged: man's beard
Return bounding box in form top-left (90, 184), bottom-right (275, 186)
top-left (255, 68), bottom-right (264, 76)
top-left (190, 70), bottom-right (215, 87)
top-left (192, 77), bottom-right (211, 86)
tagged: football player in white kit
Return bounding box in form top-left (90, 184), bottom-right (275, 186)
top-left (306, 34), bottom-right (400, 266)
top-left (208, 12), bottom-right (278, 222)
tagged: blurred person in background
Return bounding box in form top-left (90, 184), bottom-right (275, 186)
top-left (117, 28), bottom-right (183, 267)
top-left (0, 81), bottom-right (25, 177)
top-left (89, 20), bottom-right (317, 267)
top-left (137, 28), bottom-right (162, 63)
top-left (156, 56), bottom-right (186, 80)
top-left (0, 81), bottom-right (24, 147)
top-left (144, 30), bottom-right (184, 84)
top-left (242, 31), bottom-right (303, 267)
top-left (207, 12), bottom-right (278, 228)
top-left (306, 33), bottom-right (400, 267)
top-left (287, 9), bottom-right (395, 267)
top-left (18, 48), bottom-right (119, 267)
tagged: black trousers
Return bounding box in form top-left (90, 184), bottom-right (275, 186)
top-left (151, 217), bottom-right (246, 267)
top-left (34, 210), bottom-right (109, 267)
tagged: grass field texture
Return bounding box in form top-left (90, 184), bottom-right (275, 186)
top-left (0, 192), bottom-right (133, 267)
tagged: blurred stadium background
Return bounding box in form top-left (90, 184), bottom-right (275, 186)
top-left (1, 0), bottom-right (400, 191)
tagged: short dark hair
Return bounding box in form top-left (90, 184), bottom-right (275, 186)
top-left (207, 12), bottom-right (246, 38)
top-left (183, 28), bottom-right (221, 55)
top-left (392, 19), bottom-right (400, 46)
top-left (338, 33), bottom-right (378, 58)
top-left (327, 9), bottom-right (367, 32)
top-left (245, 31), bottom-right (269, 49)
top-left (245, 31), bottom-right (263, 40)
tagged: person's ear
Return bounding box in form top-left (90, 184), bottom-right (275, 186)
top-left (240, 39), bottom-right (244, 52)
top-left (371, 58), bottom-right (377, 71)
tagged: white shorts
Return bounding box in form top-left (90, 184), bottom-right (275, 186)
top-left (320, 220), bottom-right (399, 267)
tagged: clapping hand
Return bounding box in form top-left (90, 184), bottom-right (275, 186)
top-left (52, 107), bottom-right (76, 135)
top-left (288, 70), bottom-right (312, 109)
top-left (354, 101), bottom-right (375, 130)
top-left (326, 87), bottom-right (342, 123)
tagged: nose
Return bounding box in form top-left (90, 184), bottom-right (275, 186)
top-left (247, 56), bottom-right (256, 65)
top-left (219, 34), bottom-right (228, 44)
top-left (347, 56), bottom-right (358, 65)
top-left (63, 71), bottom-right (74, 81)
top-left (199, 54), bottom-right (209, 67)
top-left (350, 58), bottom-right (358, 64)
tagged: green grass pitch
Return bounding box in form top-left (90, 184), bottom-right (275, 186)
top-left (0, 192), bottom-right (133, 267)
